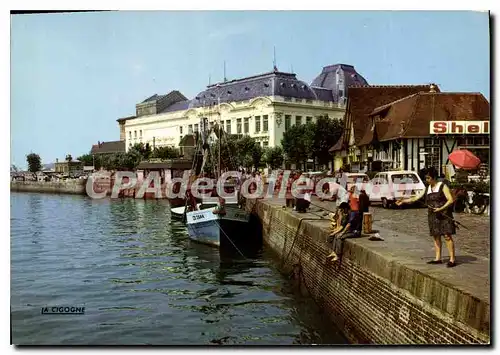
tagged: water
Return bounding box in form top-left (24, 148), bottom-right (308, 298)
top-left (11, 192), bottom-right (347, 345)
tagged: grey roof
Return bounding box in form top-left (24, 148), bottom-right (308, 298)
top-left (311, 64), bottom-right (369, 101)
top-left (312, 87), bottom-right (334, 102)
top-left (161, 100), bottom-right (191, 113)
top-left (189, 71), bottom-right (320, 108)
top-left (91, 140), bottom-right (126, 155)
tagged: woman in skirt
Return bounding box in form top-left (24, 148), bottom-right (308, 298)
top-left (396, 167), bottom-right (457, 267)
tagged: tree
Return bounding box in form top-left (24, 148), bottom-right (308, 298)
top-left (152, 146), bottom-right (180, 160)
top-left (263, 146), bottom-right (284, 169)
top-left (130, 143), bottom-right (152, 160)
top-left (281, 125), bottom-right (311, 169)
top-left (65, 154), bottom-right (73, 162)
top-left (311, 115), bottom-right (343, 168)
top-left (77, 154), bottom-right (94, 166)
top-left (26, 153), bottom-right (42, 173)
top-left (251, 143), bottom-right (263, 169)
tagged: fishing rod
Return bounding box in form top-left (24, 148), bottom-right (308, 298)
top-left (423, 203), bottom-right (470, 231)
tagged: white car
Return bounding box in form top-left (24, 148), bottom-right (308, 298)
top-left (367, 170), bottom-right (425, 208)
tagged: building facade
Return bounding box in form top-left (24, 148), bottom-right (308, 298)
top-left (117, 65), bottom-right (368, 154)
top-left (331, 84), bottom-right (490, 175)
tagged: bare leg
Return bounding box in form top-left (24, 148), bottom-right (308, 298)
top-left (444, 234), bottom-right (456, 263)
top-left (433, 235), bottom-right (442, 261)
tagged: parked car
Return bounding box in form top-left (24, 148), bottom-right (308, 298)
top-left (367, 170), bottom-right (425, 208)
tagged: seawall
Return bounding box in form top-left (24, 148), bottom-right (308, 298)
top-left (10, 180), bottom-right (87, 195)
top-left (245, 197), bottom-right (490, 345)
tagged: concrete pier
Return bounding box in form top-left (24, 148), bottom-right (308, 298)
top-left (245, 196), bottom-right (490, 344)
top-left (10, 180), bottom-right (87, 195)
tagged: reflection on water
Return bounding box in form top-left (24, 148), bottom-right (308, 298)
top-left (11, 192), bottom-right (347, 345)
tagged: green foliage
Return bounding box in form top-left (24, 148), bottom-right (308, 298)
top-left (311, 116), bottom-right (343, 166)
top-left (281, 124), bottom-right (311, 166)
top-left (129, 143), bottom-right (152, 160)
top-left (263, 146), bottom-right (284, 169)
top-left (210, 134), bottom-right (263, 171)
top-left (26, 153), bottom-right (42, 172)
top-left (281, 115), bottom-right (343, 168)
top-left (152, 146), bottom-right (180, 160)
top-left (77, 154), bottom-right (94, 166)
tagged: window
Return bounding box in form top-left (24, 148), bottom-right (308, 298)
top-left (263, 141), bottom-right (269, 148)
top-left (295, 98), bottom-right (302, 103)
top-left (263, 115), bottom-right (268, 131)
top-left (284, 97), bottom-right (292, 102)
top-left (180, 126), bottom-right (183, 134)
top-left (194, 124), bottom-right (199, 132)
top-left (188, 124), bottom-right (193, 134)
top-left (129, 131), bottom-right (132, 139)
top-left (210, 121), bottom-right (214, 130)
top-left (139, 130), bottom-right (143, 140)
top-left (237, 118), bottom-right (242, 134)
top-left (391, 173), bottom-right (419, 184)
top-left (244, 118), bottom-right (249, 133)
top-left (285, 115), bottom-right (291, 131)
top-left (255, 116), bottom-right (261, 132)
top-left (296, 116), bottom-right (302, 125)
top-left (306, 99), bottom-right (313, 104)
top-left (226, 120), bottom-right (231, 133)
top-left (134, 131), bottom-right (137, 138)
top-left (306, 116), bottom-right (312, 123)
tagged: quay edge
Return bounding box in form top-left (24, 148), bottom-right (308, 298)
top-left (244, 198), bottom-right (490, 345)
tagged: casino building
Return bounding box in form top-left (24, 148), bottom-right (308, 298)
top-left (330, 84), bottom-right (490, 175)
top-left (116, 64), bottom-right (368, 154)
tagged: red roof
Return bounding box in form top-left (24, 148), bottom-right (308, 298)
top-left (372, 92), bottom-right (490, 142)
top-left (330, 84), bottom-right (437, 151)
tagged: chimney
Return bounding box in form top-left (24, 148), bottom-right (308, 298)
top-left (429, 83), bottom-right (437, 93)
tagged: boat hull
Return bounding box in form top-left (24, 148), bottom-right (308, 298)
top-left (186, 206), bottom-right (251, 248)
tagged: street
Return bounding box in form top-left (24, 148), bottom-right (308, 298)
top-left (370, 205), bottom-right (490, 259)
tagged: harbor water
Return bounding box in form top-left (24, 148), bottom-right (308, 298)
top-left (11, 192), bottom-right (348, 345)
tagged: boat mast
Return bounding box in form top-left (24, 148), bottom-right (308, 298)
top-left (218, 96), bottom-right (221, 180)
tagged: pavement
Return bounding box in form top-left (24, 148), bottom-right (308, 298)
top-left (259, 195), bottom-right (490, 305)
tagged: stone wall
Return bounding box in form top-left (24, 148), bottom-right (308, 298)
top-left (246, 199), bottom-right (489, 344)
top-left (10, 180), bottom-right (87, 195)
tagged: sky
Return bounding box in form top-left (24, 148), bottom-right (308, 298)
top-left (10, 10), bottom-right (490, 169)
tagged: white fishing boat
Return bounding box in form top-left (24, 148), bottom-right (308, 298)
top-left (184, 108), bottom-right (251, 248)
top-left (186, 203), bottom-right (251, 247)
top-left (170, 203), bottom-right (202, 219)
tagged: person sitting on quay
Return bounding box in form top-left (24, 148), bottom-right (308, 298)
top-left (326, 202), bottom-right (361, 262)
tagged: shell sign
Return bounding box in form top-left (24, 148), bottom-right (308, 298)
top-left (430, 121), bottom-right (489, 135)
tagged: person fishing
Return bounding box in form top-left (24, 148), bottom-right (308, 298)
top-left (396, 167), bottom-right (457, 267)
top-left (326, 202), bottom-right (355, 262)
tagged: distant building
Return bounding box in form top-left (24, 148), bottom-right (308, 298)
top-left (90, 141), bottom-right (126, 156)
top-left (116, 64), bottom-right (368, 155)
top-left (54, 159), bottom-right (83, 175)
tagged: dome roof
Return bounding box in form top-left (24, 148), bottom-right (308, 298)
top-left (311, 64), bottom-right (368, 102)
top-left (189, 71), bottom-right (322, 108)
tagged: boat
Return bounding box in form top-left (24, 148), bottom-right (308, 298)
top-left (184, 111), bottom-right (252, 249)
top-left (170, 203), bottom-right (202, 219)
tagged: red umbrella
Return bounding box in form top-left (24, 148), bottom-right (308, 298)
top-left (448, 149), bottom-right (481, 170)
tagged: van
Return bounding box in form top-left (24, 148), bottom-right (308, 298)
top-left (367, 170), bottom-right (425, 208)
